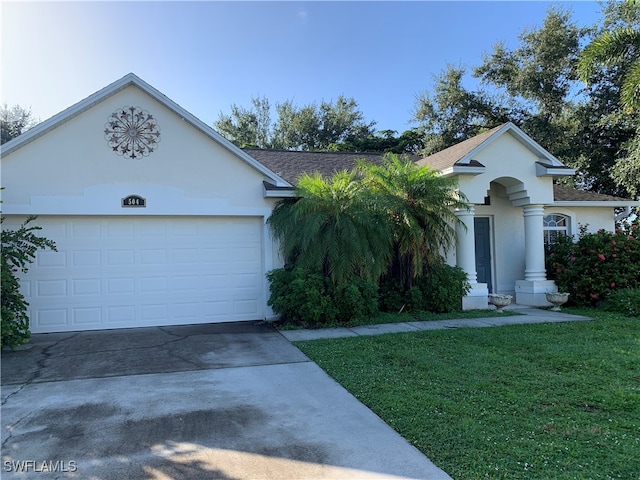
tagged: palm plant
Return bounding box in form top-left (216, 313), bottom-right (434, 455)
top-left (578, 25), bottom-right (640, 112)
top-left (359, 154), bottom-right (469, 290)
top-left (268, 170), bottom-right (393, 285)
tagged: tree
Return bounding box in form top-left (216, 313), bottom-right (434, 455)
top-left (413, 9), bottom-right (584, 157)
top-left (215, 95), bottom-right (376, 151)
top-left (578, 10), bottom-right (640, 112)
top-left (267, 170), bottom-right (393, 285)
top-left (412, 65), bottom-right (511, 155)
top-left (412, 4), bottom-right (638, 198)
top-left (214, 96), bottom-right (273, 148)
top-left (359, 154), bottom-right (468, 289)
top-left (577, 1), bottom-right (640, 197)
top-left (475, 8), bottom-right (584, 122)
top-left (1, 104), bottom-right (37, 145)
top-left (268, 154), bottom-right (467, 290)
top-left (332, 128), bottom-right (425, 154)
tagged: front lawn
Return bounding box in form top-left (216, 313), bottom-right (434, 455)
top-left (295, 309), bottom-right (640, 479)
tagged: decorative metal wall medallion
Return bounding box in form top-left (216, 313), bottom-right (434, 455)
top-left (104, 106), bottom-right (160, 159)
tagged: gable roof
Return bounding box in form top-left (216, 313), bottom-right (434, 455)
top-left (244, 148), bottom-right (406, 185)
top-left (416, 122), bottom-right (567, 171)
top-left (416, 125), bottom-right (503, 171)
top-left (0, 73), bottom-right (291, 188)
top-left (247, 148), bottom-right (637, 206)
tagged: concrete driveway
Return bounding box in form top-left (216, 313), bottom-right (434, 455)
top-left (1, 322), bottom-right (450, 479)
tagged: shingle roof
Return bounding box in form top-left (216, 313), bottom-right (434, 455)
top-left (245, 147), bottom-right (636, 205)
top-left (553, 184), bottom-right (632, 202)
top-left (243, 149), bottom-right (396, 185)
top-left (415, 124), bottom-right (505, 170)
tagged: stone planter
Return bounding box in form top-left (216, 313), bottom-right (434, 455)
top-left (545, 292), bottom-right (570, 311)
top-left (488, 294), bottom-right (513, 313)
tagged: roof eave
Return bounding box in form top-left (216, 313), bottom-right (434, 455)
top-left (553, 200), bottom-right (640, 207)
top-left (262, 182), bottom-right (297, 198)
top-left (440, 165), bottom-right (485, 176)
top-left (536, 163), bottom-right (576, 177)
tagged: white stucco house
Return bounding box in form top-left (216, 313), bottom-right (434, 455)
top-left (2, 73), bottom-right (637, 333)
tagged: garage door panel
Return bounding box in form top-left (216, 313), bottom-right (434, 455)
top-left (72, 250), bottom-right (102, 267)
top-left (36, 249), bottom-right (67, 268)
top-left (140, 249), bottom-right (167, 265)
top-left (73, 307), bottom-right (102, 325)
top-left (73, 278), bottom-right (102, 295)
top-left (141, 304), bottom-right (169, 322)
top-left (15, 216), bottom-right (265, 333)
top-left (36, 279), bottom-right (67, 297)
top-left (234, 298), bottom-right (259, 315)
top-left (107, 305), bottom-right (136, 324)
top-left (37, 308), bottom-right (68, 328)
top-left (73, 221), bottom-right (101, 238)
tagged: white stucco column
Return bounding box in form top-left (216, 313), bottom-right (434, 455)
top-left (455, 207), bottom-right (488, 310)
top-left (523, 205), bottom-right (547, 281)
top-left (455, 207), bottom-right (477, 284)
top-left (515, 204), bottom-right (556, 306)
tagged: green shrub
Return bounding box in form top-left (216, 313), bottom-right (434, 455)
top-left (333, 277), bottom-right (379, 323)
top-left (603, 289), bottom-right (640, 317)
top-left (378, 278), bottom-right (407, 312)
top-left (379, 261), bottom-right (470, 314)
top-left (266, 266), bottom-right (379, 327)
top-left (1, 215), bottom-right (57, 350)
top-left (266, 267), bottom-right (336, 326)
top-left (546, 221), bottom-right (640, 307)
top-left (416, 262), bottom-right (471, 313)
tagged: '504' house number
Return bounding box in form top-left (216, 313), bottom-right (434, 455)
top-left (121, 195), bottom-right (146, 208)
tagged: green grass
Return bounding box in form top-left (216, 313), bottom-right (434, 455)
top-left (295, 309), bottom-right (640, 479)
top-left (276, 308), bottom-right (522, 330)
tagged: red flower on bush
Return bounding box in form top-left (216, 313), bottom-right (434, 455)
top-left (545, 221), bottom-right (639, 307)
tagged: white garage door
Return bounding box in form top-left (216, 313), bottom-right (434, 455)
top-left (16, 216), bottom-right (265, 333)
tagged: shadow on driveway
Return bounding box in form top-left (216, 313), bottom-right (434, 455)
top-left (2, 322), bottom-right (450, 479)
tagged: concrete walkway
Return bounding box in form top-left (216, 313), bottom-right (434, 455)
top-left (280, 307), bottom-right (592, 342)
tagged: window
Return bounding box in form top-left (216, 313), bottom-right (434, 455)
top-left (543, 214), bottom-right (570, 245)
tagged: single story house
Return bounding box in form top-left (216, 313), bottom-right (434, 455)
top-left (2, 73), bottom-right (637, 333)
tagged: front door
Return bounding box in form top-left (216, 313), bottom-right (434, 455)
top-left (474, 217), bottom-right (493, 293)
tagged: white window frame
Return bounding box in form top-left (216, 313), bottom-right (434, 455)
top-left (543, 213), bottom-right (571, 245)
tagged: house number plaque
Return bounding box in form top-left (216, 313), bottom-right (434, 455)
top-left (122, 195), bottom-right (146, 208)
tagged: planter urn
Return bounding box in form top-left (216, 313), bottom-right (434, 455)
top-left (488, 294), bottom-right (513, 313)
top-left (545, 292), bottom-right (570, 311)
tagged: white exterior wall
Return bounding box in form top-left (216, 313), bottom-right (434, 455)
top-left (545, 206), bottom-right (616, 238)
top-left (2, 85), bottom-right (276, 217)
top-left (458, 134), bottom-right (554, 205)
top-left (1, 83), bottom-right (287, 329)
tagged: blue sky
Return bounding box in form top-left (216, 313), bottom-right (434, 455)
top-left (2, 1), bottom-right (604, 135)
